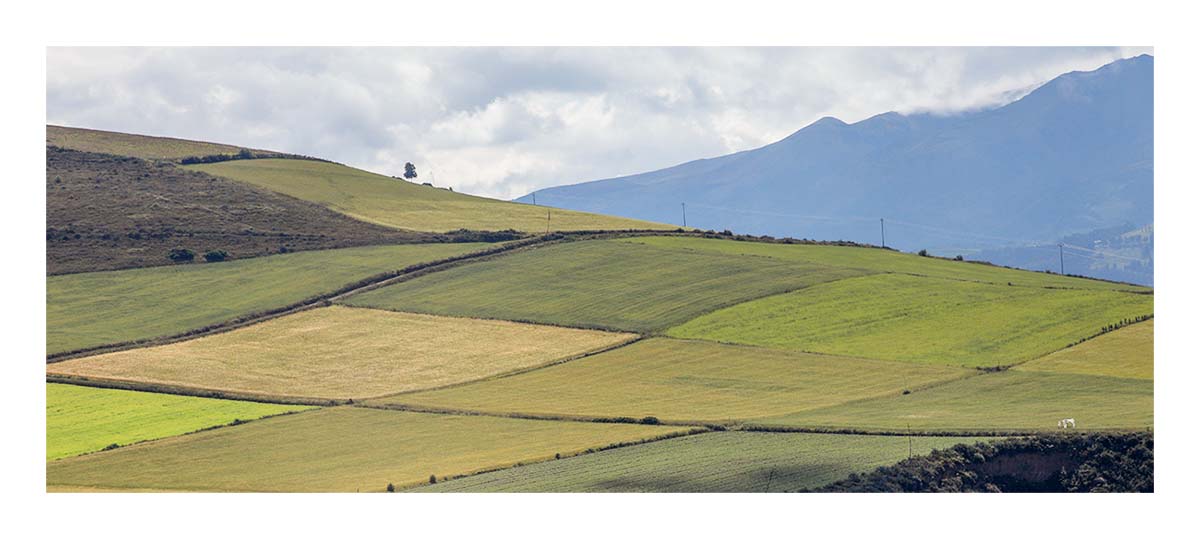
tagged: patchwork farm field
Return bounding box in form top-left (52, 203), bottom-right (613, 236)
top-left (47, 383), bottom-right (308, 461)
top-left (413, 431), bottom-right (990, 492)
top-left (378, 338), bottom-right (974, 422)
top-left (47, 242), bottom-right (488, 355)
top-left (1016, 320), bottom-right (1153, 379)
top-left (619, 236), bottom-right (1149, 292)
top-left (668, 273), bottom-right (1154, 368)
top-left (46, 407), bottom-right (690, 492)
top-left (48, 306), bottom-right (636, 401)
top-left (755, 370), bottom-right (1153, 432)
top-left (344, 239), bottom-right (869, 333)
top-left (189, 159), bottom-right (671, 233)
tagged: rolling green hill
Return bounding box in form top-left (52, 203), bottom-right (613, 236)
top-left (667, 273), bottom-right (1153, 368)
top-left (619, 236), bottom-right (1148, 292)
top-left (188, 159), bottom-right (674, 233)
top-left (47, 243), bottom-right (488, 355)
top-left (342, 239), bottom-right (869, 332)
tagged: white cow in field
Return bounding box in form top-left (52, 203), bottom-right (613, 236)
top-left (1058, 418), bottom-right (1076, 429)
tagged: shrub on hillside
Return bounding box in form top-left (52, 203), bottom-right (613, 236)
top-left (203, 250), bottom-right (230, 262)
top-left (167, 248), bottom-right (195, 263)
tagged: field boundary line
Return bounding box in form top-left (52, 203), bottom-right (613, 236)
top-left (367, 334), bottom-right (645, 400)
top-left (355, 401), bottom-right (736, 430)
top-left (1003, 316), bottom-right (1156, 371)
top-left (45, 374), bottom-right (350, 406)
top-left (396, 427), bottom-right (713, 492)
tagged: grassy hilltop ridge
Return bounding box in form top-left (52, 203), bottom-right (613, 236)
top-left (188, 158), bottom-right (674, 233)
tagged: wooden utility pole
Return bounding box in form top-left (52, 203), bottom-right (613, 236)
top-left (1059, 244), bottom-right (1065, 275)
top-left (532, 192), bottom-right (537, 205)
top-left (546, 209), bottom-right (551, 235)
top-left (681, 202), bottom-right (687, 228)
top-left (880, 218), bottom-right (886, 248)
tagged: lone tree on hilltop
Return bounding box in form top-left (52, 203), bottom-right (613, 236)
top-left (404, 162), bottom-right (418, 180)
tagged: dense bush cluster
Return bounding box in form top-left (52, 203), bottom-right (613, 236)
top-left (810, 432), bottom-right (1153, 493)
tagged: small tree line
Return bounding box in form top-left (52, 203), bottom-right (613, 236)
top-left (178, 148), bottom-right (334, 165)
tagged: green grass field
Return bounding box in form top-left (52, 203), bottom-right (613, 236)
top-left (188, 159), bottom-right (672, 233)
top-left (46, 407), bottom-right (688, 492)
top-left (755, 370), bottom-right (1152, 432)
top-left (1016, 320), bottom-right (1153, 380)
top-left (619, 236), bottom-right (1150, 292)
top-left (47, 383), bottom-right (308, 461)
top-left (47, 243), bottom-right (487, 355)
top-left (379, 338), bottom-right (974, 423)
top-left (343, 239), bottom-right (870, 333)
top-left (50, 306), bottom-right (636, 400)
top-left (668, 273), bottom-right (1153, 368)
top-left (47, 125), bottom-right (258, 160)
top-left (412, 431), bottom-right (990, 492)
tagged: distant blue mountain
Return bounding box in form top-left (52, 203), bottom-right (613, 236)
top-left (518, 54), bottom-right (1153, 281)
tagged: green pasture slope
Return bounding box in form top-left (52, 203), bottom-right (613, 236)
top-left (46, 407), bottom-right (688, 492)
top-left (413, 431), bottom-right (989, 493)
top-left (343, 239), bottom-right (869, 333)
top-left (47, 242), bottom-right (487, 355)
top-left (47, 383), bottom-right (308, 461)
top-left (668, 273), bottom-right (1153, 368)
top-left (1017, 320), bottom-right (1153, 380)
top-left (377, 338), bottom-right (973, 423)
top-left (755, 370), bottom-right (1152, 432)
top-left (619, 236), bottom-right (1149, 292)
top-left (189, 159), bottom-right (672, 233)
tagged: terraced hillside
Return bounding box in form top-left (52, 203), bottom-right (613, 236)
top-left (46, 146), bottom-right (1154, 493)
top-left (188, 158), bottom-right (674, 233)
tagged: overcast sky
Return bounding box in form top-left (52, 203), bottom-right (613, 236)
top-left (47, 47), bottom-right (1150, 199)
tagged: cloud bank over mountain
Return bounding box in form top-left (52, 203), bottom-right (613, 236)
top-left (48, 47), bottom-right (1148, 199)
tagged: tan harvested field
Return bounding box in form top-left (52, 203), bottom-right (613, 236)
top-left (48, 306), bottom-right (636, 400)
